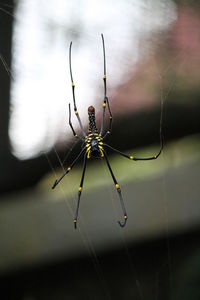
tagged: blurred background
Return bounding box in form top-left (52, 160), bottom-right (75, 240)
top-left (0, 0), bottom-right (200, 299)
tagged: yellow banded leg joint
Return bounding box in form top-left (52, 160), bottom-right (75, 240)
top-left (73, 219), bottom-right (77, 228)
top-left (115, 183), bottom-right (120, 189)
top-left (78, 187), bottom-right (82, 192)
top-left (103, 102), bottom-right (106, 108)
top-left (74, 110), bottom-right (78, 115)
top-left (130, 156), bottom-right (134, 160)
top-left (67, 167), bottom-right (71, 172)
top-left (72, 82), bottom-right (75, 87)
top-left (103, 75), bottom-right (106, 79)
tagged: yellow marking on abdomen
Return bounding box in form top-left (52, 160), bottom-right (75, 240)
top-left (87, 150), bottom-right (91, 159)
top-left (99, 148), bottom-right (104, 157)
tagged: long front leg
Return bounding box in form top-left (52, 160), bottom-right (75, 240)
top-left (103, 150), bottom-right (128, 227)
top-left (52, 147), bottom-right (86, 189)
top-left (69, 42), bottom-right (86, 137)
top-left (74, 152), bottom-right (87, 229)
top-left (100, 34), bottom-right (113, 136)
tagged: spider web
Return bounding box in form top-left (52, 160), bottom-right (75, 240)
top-left (42, 49), bottom-right (178, 300)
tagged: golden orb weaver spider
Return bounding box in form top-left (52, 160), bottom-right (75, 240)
top-left (52, 34), bottom-right (163, 229)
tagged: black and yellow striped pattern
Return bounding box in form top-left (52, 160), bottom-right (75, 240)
top-left (85, 133), bottom-right (104, 158)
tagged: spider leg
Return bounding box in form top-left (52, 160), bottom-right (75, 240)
top-left (69, 42), bottom-right (86, 137)
top-left (100, 34), bottom-right (113, 136)
top-left (102, 99), bottom-right (112, 139)
top-left (68, 103), bottom-right (83, 140)
top-left (74, 152), bottom-right (87, 229)
top-left (104, 139), bottom-right (163, 161)
top-left (103, 150), bottom-right (127, 227)
top-left (52, 147), bottom-right (86, 189)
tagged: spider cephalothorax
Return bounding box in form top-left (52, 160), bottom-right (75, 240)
top-left (52, 34), bottom-right (163, 229)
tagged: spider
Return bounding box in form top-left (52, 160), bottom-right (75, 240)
top-left (52, 34), bottom-right (163, 229)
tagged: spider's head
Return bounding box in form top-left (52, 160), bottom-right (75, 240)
top-left (88, 106), bottom-right (95, 113)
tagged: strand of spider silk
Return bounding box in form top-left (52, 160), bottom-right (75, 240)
top-left (44, 152), bottom-right (74, 216)
top-left (0, 2), bottom-right (36, 80)
top-left (0, 4), bottom-right (14, 18)
top-left (0, 3), bottom-right (19, 80)
top-left (53, 146), bottom-right (111, 298)
top-left (50, 147), bottom-right (111, 299)
top-left (160, 150), bottom-right (173, 297)
top-left (53, 142), bottom-right (110, 296)
top-left (155, 71), bottom-right (174, 299)
top-left (76, 214), bottom-right (112, 300)
top-left (44, 150), bottom-right (107, 292)
top-left (100, 159), bottom-right (143, 300)
top-left (45, 151), bottom-right (95, 248)
top-left (152, 71), bottom-right (173, 297)
top-left (100, 64), bottom-right (166, 298)
top-left (116, 74), bottom-right (167, 300)
top-left (155, 49), bottom-right (186, 106)
top-left (118, 225), bottom-right (144, 300)
top-left (0, 53), bottom-right (13, 80)
top-left (61, 138), bottom-right (81, 166)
